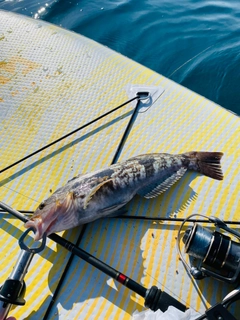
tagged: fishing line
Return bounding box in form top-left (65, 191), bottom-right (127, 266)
top-left (0, 207), bottom-right (239, 225)
top-left (168, 44), bottom-right (214, 79)
top-left (0, 95), bottom-right (140, 175)
top-left (143, 271), bottom-right (195, 311)
top-left (1, 185), bottom-right (40, 204)
top-left (116, 215), bottom-right (240, 225)
top-left (167, 30), bottom-right (240, 80)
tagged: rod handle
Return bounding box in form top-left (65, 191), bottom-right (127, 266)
top-left (145, 286), bottom-right (186, 312)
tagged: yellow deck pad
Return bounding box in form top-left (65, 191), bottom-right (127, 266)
top-left (0, 10), bottom-right (239, 319)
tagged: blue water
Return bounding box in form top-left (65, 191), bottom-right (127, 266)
top-left (1, 0), bottom-right (240, 115)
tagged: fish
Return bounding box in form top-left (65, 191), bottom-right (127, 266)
top-left (25, 151), bottom-right (223, 240)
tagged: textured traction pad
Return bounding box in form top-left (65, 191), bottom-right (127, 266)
top-left (0, 11), bottom-right (239, 319)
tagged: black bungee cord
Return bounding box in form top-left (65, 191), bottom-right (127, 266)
top-left (0, 94), bottom-right (144, 175)
top-left (0, 91), bottom-right (188, 317)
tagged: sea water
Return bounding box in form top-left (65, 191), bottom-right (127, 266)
top-left (0, 0), bottom-right (239, 115)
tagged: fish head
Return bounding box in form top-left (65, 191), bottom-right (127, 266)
top-left (24, 192), bottom-right (76, 240)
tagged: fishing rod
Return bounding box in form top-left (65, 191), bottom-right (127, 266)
top-left (1, 204), bottom-right (240, 320)
top-left (0, 201), bottom-right (186, 318)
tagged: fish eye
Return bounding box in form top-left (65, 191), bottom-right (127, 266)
top-left (39, 203), bottom-right (45, 210)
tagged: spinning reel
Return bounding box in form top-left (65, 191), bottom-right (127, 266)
top-left (178, 213), bottom-right (240, 320)
top-left (178, 214), bottom-right (240, 284)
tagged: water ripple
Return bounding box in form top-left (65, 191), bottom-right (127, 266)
top-left (0, 0), bottom-right (239, 114)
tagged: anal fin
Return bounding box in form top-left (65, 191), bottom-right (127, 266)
top-left (137, 167), bottom-right (187, 199)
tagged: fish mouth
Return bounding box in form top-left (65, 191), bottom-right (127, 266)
top-left (24, 218), bottom-right (44, 241)
top-left (24, 217), bottom-right (57, 241)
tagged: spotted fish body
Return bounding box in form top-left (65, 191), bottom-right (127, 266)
top-left (25, 151), bottom-right (223, 240)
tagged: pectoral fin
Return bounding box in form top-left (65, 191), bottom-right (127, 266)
top-left (137, 167), bottom-right (187, 199)
top-left (83, 179), bottom-right (113, 209)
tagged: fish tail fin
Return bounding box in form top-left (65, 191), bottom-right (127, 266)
top-left (184, 151), bottom-right (224, 180)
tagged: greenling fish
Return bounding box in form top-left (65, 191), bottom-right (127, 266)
top-left (25, 151), bottom-right (223, 240)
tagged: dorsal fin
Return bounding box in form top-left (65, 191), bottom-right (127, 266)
top-left (137, 167), bottom-right (187, 199)
top-left (83, 179), bottom-right (113, 209)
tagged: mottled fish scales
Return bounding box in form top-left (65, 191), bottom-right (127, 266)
top-left (25, 151), bottom-right (223, 240)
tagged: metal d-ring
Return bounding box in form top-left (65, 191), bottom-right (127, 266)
top-left (136, 91), bottom-right (151, 101)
